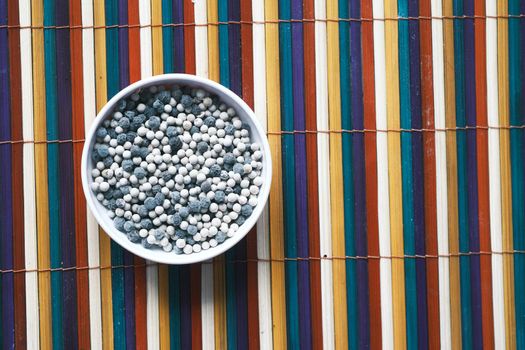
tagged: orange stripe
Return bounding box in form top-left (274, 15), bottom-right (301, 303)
top-left (127, 1), bottom-right (147, 348)
top-left (69, 0), bottom-right (91, 348)
top-left (303, 0), bottom-right (323, 347)
top-left (128, 0), bottom-right (141, 82)
top-left (419, 0), bottom-right (440, 347)
top-left (361, 0), bottom-right (382, 347)
top-left (474, 0), bottom-right (495, 346)
top-left (183, 0), bottom-right (196, 74)
top-left (8, 1), bottom-right (27, 347)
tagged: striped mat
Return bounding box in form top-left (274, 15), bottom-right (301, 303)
top-left (1, 0), bottom-right (524, 348)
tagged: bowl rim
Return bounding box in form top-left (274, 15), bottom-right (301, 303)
top-left (81, 73), bottom-right (272, 264)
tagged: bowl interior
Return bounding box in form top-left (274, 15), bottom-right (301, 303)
top-left (81, 74), bottom-right (272, 264)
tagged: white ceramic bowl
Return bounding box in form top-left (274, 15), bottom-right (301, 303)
top-left (81, 74), bottom-right (272, 264)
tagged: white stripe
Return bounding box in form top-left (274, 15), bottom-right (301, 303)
top-left (371, 0), bottom-right (394, 347)
top-left (139, 2), bottom-right (160, 349)
top-left (200, 262), bottom-right (215, 350)
top-left (430, 0), bottom-right (452, 347)
top-left (194, 2), bottom-right (215, 349)
top-left (140, 0), bottom-right (153, 78)
top-left (252, 1), bottom-right (273, 347)
top-left (486, 0), bottom-right (505, 346)
top-left (81, 1), bottom-right (103, 348)
top-left (20, 2), bottom-right (39, 349)
top-left (314, 0), bottom-right (335, 348)
top-left (195, 0), bottom-right (209, 78)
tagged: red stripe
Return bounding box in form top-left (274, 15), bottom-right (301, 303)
top-left (190, 264), bottom-right (202, 350)
top-left (69, 0), bottom-right (91, 347)
top-left (240, 3), bottom-right (260, 348)
top-left (474, 0), bottom-right (494, 346)
top-left (303, 0), bottom-right (324, 348)
top-left (128, 1), bottom-right (148, 348)
top-left (7, 1), bottom-right (26, 347)
top-left (361, 0), bottom-right (382, 347)
top-left (418, 1), bottom-right (440, 347)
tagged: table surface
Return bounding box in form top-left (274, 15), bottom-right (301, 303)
top-left (1, 0), bottom-right (525, 349)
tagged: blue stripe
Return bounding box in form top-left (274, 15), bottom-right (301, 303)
top-left (172, 0), bottom-right (185, 73)
top-left (44, 1), bottom-right (64, 348)
top-left (407, 0), bottom-right (429, 346)
top-left (348, 0), bottom-right (370, 346)
top-left (290, 0), bottom-right (313, 346)
top-left (227, 0), bottom-right (242, 96)
top-left (0, 1), bottom-right (13, 347)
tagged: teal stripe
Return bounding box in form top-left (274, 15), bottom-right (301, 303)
top-left (278, 0), bottom-right (300, 347)
top-left (397, 1), bottom-right (417, 348)
top-left (338, 1), bottom-right (357, 348)
top-left (162, 0), bottom-right (174, 73)
top-left (169, 267), bottom-right (181, 350)
top-left (508, 0), bottom-right (525, 346)
top-left (162, 9), bottom-right (179, 348)
top-left (218, 1), bottom-right (237, 347)
top-left (218, 0), bottom-right (230, 88)
top-left (453, 0), bottom-right (472, 347)
top-left (109, 239), bottom-right (125, 350)
top-left (106, 0), bottom-right (120, 99)
top-left (44, 1), bottom-right (63, 348)
top-left (105, 2), bottom-right (126, 349)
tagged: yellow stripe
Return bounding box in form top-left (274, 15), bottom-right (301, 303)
top-left (93, 2), bottom-right (114, 349)
top-left (93, 0), bottom-right (108, 111)
top-left (206, 2), bottom-right (228, 349)
top-left (213, 256), bottom-right (228, 350)
top-left (151, 0), bottom-right (164, 76)
top-left (326, 0), bottom-right (348, 348)
top-left (31, 1), bottom-right (52, 349)
top-left (383, 0), bottom-right (406, 347)
top-left (265, 0), bottom-right (287, 348)
top-left (207, 0), bottom-right (220, 83)
top-left (497, 1), bottom-right (517, 347)
top-left (150, 3), bottom-right (170, 349)
top-left (442, 0), bottom-right (462, 347)
top-left (158, 265), bottom-right (170, 350)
